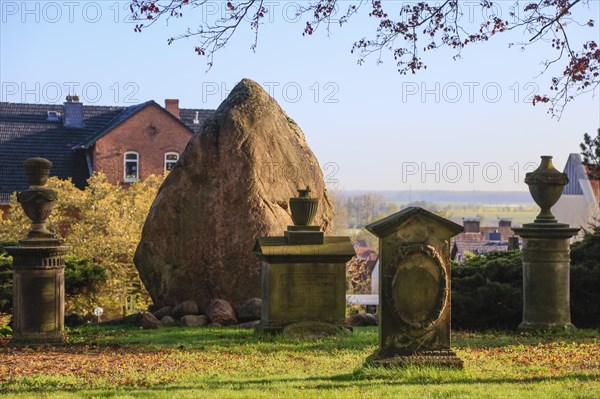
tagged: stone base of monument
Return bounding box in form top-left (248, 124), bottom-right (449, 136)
top-left (266, 320), bottom-right (352, 339)
top-left (7, 244), bottom-right (69, 346)
top-left (366, 349), bottom-right (464, 368)
top-left (512, 224), bottom-right (579, 332)
top-left (257, 322), bottom-right (351, 335)
top-left (518, 321), bottom-right (576, 332)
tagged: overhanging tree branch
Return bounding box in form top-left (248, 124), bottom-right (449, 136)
top-left (130, 0), bottom-right (598, 119)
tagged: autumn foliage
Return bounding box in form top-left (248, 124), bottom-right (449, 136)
top-left (0, 173), bottom-right (164, 318)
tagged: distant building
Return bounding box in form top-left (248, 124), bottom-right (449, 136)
top-left (451, 241), bottom-right (510, 262)
top-left (0, 98), bottom-right (213, 212)
top-left (352, 240), bottom-right (379, 294)
top-left (451, 218), bottom-right (518, 262)
top-left (452, 217), bottom-right (514, 242)
top-left (553, 153), bottom-right (600, 239)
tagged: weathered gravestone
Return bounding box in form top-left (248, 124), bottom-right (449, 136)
top-left (365, 207), bottom-right (463, 367)
top-left (6, 158), bottom-right (70, 344)
top-left (253, 188), bottom-right (355, 334)
top-left (134, 79), bottom-right (334, 311)
top-left (512, 156), bottom-right (579, 331)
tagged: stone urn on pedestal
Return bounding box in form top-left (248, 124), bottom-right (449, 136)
top-left (512, 155), bottom-right (580, 331)
top-left (526, 156), bottom-right (570, 225)
top-left (254, 187), bottom-right (355, 334)
top-left (6, 157), bottom-right (70, 344)
top-left (18, 158), bottom-right (59, 243)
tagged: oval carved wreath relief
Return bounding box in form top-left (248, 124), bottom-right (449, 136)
top-left (383, 244), bottom-right (448, 329)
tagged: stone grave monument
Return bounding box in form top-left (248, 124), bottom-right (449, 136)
top-left (6, 157), bottom-right (70, 344)
top-left (365, 207), bottom-right (464, 368)
top-left (512, 155), bottom-right (579, 331)
top-left (253, 187), bottom-right (355, 333)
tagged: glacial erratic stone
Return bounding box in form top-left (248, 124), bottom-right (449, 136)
top-left (137, 312), bottom-right (162, 329)
top-left (172, 300), bottom-right (199, 319)
top-left (206, 299), bottom-right (238, 325)
top-left (153, 306), bottom-right (173, 320)
top-left (181, 315), bottom-right (208, 327)
top-left (345, 313), bottom-right (378, 327)
top-left (134, 78), bottom-right (334, 310)
top-left (236, 298), bottom-right (262, 322)
top-left (160, 315), bottom-right (176, 325)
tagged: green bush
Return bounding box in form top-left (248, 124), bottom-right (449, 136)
top-left (570, 226), bottom-right (600, 328)
top-left (451, 251), bottom-right (523, 330)
top-left (64, 254), bottom-right (106, 295)
top-left (0, 243), bottom-right (14, 315)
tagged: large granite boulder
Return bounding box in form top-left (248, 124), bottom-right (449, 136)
top-left (134, 79), bottom-right (333, 310)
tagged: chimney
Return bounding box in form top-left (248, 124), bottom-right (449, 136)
top-left (165, 99), bottom-right (180, 119)
top-left (63, 95), bottom-right (84, 129)
top-left (462, 218), bottom-right (481, 233)
top-left (498, 218), bottom-right (512, 228)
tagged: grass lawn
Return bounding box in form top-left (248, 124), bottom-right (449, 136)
top-left (0, 326), bottom-right (598, 398)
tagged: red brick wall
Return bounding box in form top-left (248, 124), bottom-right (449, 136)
top-left (93, 104), bottom-right (192, 184)
top-left (0, 204), bottom-right (10, 220)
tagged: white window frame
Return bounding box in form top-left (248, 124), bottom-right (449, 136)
top-left (164, 152), bottom-right (179, 173)
top-left (124, 151), bottom-right (139, 183)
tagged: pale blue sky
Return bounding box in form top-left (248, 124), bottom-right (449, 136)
top-left (1, 1), bottom-right (599, 191)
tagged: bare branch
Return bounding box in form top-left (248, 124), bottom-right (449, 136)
top-left (129, 0), bottom-right (599, 117)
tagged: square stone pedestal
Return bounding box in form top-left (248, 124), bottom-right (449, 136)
top-left (253, 235), bottom-right (355, 333)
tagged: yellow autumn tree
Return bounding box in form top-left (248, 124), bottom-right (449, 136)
top-left (0, 173), bottom-right (163, 317)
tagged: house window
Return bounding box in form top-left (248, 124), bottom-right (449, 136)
top-left (164, 152), bottom-right (179, 173)
top-left (124, 152), bottom-right (139, 182)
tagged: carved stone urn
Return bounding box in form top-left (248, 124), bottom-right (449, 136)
top-left (525, 155), bottom-right (569, 225)
top-left (289, 187), bottom-right (318, 226)
top-left (17, 157), bottom-right (59, 243)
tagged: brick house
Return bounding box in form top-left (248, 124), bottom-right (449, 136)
top-left (0, 97), bottom-right (213, 212)
top-left (450, 218), bottom-right (517, 262)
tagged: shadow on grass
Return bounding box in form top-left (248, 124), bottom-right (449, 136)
top-left (2, 370), bottom-right (597, 395)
